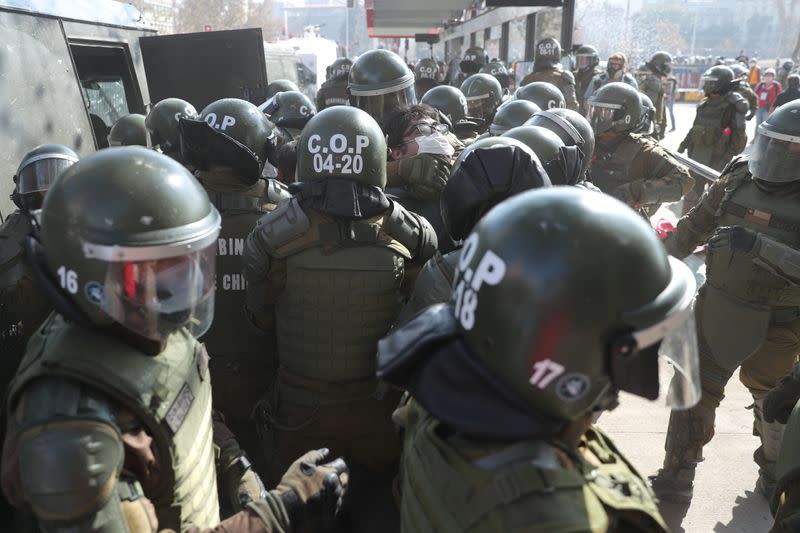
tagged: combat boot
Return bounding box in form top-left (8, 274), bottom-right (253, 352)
top-left (752, 392), bottom-right (786, 502)
top-left (650, 408), bottom-right (710, 503)
top-left (650, 463), bottom-right (697, 504)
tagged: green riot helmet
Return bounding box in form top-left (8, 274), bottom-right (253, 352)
top-left (514, 82), bottom-right (566, 110)
top-left (328, 57), bottom-right (353, 80)
top-left (415, 58), bottom-right (441, 81)
top-left (260, 90), bottom-right (317, 130)
top-left (525, 108), bottom-right (595, 180)
top-left (420, 85), bottom-right (469, 125)
top-left (441, 138), bottom-right (550, 241)
top-left (503, 125), bottom-right (582, 186)
top-left (489, 100), bottom-right (541, 135)
top-left (783, 60), bottom-right (794, 72)
top-left (348, 49), bottom-right (416, 123)
top-left (460, 73), bottom-right (503, 122)
top-left (731, 64), bottom-right (748, 79)
top-left (296, 106), bottom-right (387, 188)
top-left (788, 74), bottom-right (800, 90)
top-left (749, 99), bottom-right (800, 183)
top-left (586, 82), bottom-right (642, 134)
top-left (12, 144), bottom-right (79, 211)
top-left (575, 45), bottom-right (600, 73)
top-left (647, 51), bottom-right (673, 75)
top-left (459, 47), bottom-right (488, 75)
top-left (701, 65), bottom-right (734, 95)
top-left (179, 98), bottom-right (278, 185)
top-left (266, 79), bottom-right (300, 99)
top-left (480, 61), bottom-right (511, 89)
top-left (145, 98), bottom-right (198, 155)
top-left (36, 147), bottom-right (220, 342)
top-left (534, 37), bottom-right (562, 69)
top-left (636, 92), bottom-right (656, 135)
top-left (107, 114), bottom-right (148, 147)
top-left (451, 187), bottom-right (699, 424)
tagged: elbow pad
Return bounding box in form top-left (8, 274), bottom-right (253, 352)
top-left (382, 201), bottom-right (438, 262)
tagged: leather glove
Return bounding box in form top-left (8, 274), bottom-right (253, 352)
top-left (708, 225), bottom-right (758, 255)
top-left (394, 153), bottom-right (450, 200)
top-left (764, 369), bottom-right (800, 424)
top-left (273, 448), bottom-right (348, 531)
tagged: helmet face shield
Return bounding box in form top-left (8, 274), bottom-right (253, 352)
top-left (466, 94), bottom-right (497, 121)
top-left (658, 310), bottom-right (701, 410)
top-left (586, 102), bottom-right (621, 134)
top-left (349, 85), bottom-right (416, 123)
top-left (749, 127), bottom-right (800, 183)
top-left (576, 54), bottom-right (596, 71)
top-left (102, 243), bottom-right (217, 342)
top-left (17, 155), bottom-right (78, 195)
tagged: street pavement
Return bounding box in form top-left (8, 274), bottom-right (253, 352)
top-left (598, 103), bottom-right (773, 532)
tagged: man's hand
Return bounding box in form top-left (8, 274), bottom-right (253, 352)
top-left (274, 448), bottom-right (348, 531)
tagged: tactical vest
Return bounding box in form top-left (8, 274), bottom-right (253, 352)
top-left (687, 96), bottom-right (732, 165)
top-left (521, 69), bottom-right (571, 98)
top-left (708, 160), bottom-right (800, 306)
top-left (590, 134), bottom-right (647, 196)
top-left (9, 315), bottom-right (219, 531)
top-left (0, 211), bottom-right (51, 360)
top-left (203, 187), bottom-right (270, 358)
top-left (265, 202), bottom-right (409, 382)
top-left (317, 79), bottom-right (349, 110)
top-left (400, 405), bottom-right (668, 533)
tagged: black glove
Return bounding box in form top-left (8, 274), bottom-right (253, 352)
top-left (395, 153), bottom-right (450, 200)
top-left (708, 225), bottom-right (758, 254)
top-left (764, 370), bottom-right (800, 424)
top-left (274, 448), bottom-right (348, 531)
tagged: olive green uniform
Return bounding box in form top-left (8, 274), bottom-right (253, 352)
top-left (315, 77), bottom-right (349, 111)
top-left (197, 172), bottom-right (288, 473)
top-left (636, 70), bottom-right (667, 139)
top-left (590, 132), bottom-right (694, 214)
top-left (520, 67), bottom-right (579, 111)
top-left (772, 367), bottom-right (800, 533)
top-left (0, 211), bottom-right (50, 372)
top-left (661, 156), bottom-right (800, 498)
top-left (734, 81), bottom-right (758, 120)
top-left (243, 195), bottom-right (436, 526)
top-left (575, 67), bottom-right (602, 114)
top-left (396, 401), bottom-right (668, 532)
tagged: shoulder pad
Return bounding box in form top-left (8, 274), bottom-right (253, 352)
top-left (254, 197), bottom-right (310, 255)
top-left (265, 178), bottom-right (292, 205)
top-left (726, 91), bottom-right (748, 112)
top-left (720, 154), bottom-right (750, 177)
top-left (382, 200), bottom-right (438, 262)
top-left (560, 70), bottom-right (575, 84)
top-left (0, 212), bottom-right (32, 266)
top-left (376, 304), bottom-right (459, 384)
top-left (15, 377), bottom-right (123, 522)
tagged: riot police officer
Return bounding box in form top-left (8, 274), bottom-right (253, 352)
top-left (1, 147), bottom-right (347, 532)
top-left (587, 82), bottom-right (694, 215)
top-left (637, 92), bottom-right (657, 137)
top-left (107, 113), bottom-right (148, 146)
top-left (243, 106), bottom-right (437, 531)
top-left (513, 81), bottom-right (566, 111)
top-left (520, 37), bottom-right (579, 110)
top-left (420, 85), bottom-right (482, 143)
top-left (317, 57), bottom-right (352, 111)
top-left (348, 49), bottom-right (416, 124)
top-left (480, 60), bottom-right (512, 91)
top-left (526, 107), bottom-right (596, 183)
top-left (488, 99), bottom-right (540, 135)
top-left (414, 57), bottom-right (442, 98)
top-left (503, 125), bottom-right (583, 186)
top-left (574, 44), bottom-right (602, 113)
top-left (145, 97), bottom-right (198, 163)
top-left (261, 90), bottom-right (317, 139)
top-left (777, 60), bottom-right (795, 88)
top-left (460, 73), bottom-right (505, 131)
top-left (732, 64), bottom-right (758, 120)
top-left (636, 51), bottom-right (673, 139)
top-left (267, 79), bottom-right (300, 99)
top-left (679, 65), bottom-right (748, 214)
top-left (454, 46), bottom-right (489, 87)
top-left (652, 99), bottom-right (800, 504)
top-left (379, 186), bottom-right (700, 533)
top-left (1, 144), bottom-right (77, 374)
top-left (397, 137), bottom-right (551, 322)
top-left (179, 97), bottom-right (288, 496)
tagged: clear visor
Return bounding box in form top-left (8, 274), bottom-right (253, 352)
top-left (749, 128), bottom-right (800, 183)
top-left (349, 86), bottom-right (416, 122)
top-left (466, 94), bottom-right (496, 120)
top-left (101, 244), bottom-right (216, 342)
top-left (586, 103), bottom-right (619, 134)
top-left (576, 54), bottom-right (595, 70)
top-left (655, 309), bottom-right (701, 409)
top-left (17, 157), bottom-right (76, 194)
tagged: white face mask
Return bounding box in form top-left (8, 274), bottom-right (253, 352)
top-left (413, 131), bottom-right (455, 158)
